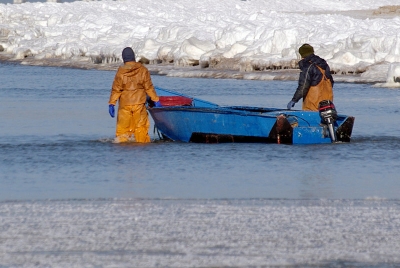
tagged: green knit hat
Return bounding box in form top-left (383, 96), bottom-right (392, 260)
top-left (299, 44), bottom-right (314, 58)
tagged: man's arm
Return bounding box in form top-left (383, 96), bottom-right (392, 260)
top-left (109, 71), bottom-right (123, 105)
top-left (292, 69), bottom-right (311, 103)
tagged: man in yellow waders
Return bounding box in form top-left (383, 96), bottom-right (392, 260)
top-left (287, 44), bottom-right (334, 111)
top-left (108, 47), bottom-right (161, 143)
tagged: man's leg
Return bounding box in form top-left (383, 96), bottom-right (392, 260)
top-left (115, 106), bottom-right (134, 142)
top-left (132, 104), bottom-right (151, 143)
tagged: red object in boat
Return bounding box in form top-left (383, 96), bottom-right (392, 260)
top-left (159, 96), bottom-right (193, 106)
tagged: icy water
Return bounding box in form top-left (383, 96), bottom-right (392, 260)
top-left (1, 62), bottom-right (400, 267)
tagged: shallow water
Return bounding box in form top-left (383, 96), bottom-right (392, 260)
top-left (1, 62), bottom-right (400, 267)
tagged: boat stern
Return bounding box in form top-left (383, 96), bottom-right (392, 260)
top-left (269, 112), bottom-right (355, 144)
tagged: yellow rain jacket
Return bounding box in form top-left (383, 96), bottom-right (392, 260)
top-left (108, 62), bottom-right (159, 143)
top-left (109, 62), bottom-right (159, 107)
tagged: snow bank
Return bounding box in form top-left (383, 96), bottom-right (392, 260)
top-left (0, 0), bottom-right (400, 86)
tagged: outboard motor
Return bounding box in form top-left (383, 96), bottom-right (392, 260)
top-left (318, 100), bottom-right (338, 142)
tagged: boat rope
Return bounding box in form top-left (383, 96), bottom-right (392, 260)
top-left (286, 115), bottom-right (311, 126)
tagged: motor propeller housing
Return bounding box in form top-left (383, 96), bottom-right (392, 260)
top-left (318, 100), bottom-right (338, 142)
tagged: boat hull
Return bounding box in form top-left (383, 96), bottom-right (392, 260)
top-left (148, 88), bottom-right (355, 145)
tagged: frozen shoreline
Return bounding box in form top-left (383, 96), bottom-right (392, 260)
top-left (1, 1), bottom-right (400, 87)
top-left (0, 53), bottom-right (392, 85)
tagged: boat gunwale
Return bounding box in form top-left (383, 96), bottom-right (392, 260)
top-left (149, 106), bottom-right (283, 118)
top-left (149, 106), bottom-right (351, 124)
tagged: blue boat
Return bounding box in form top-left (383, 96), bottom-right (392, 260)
top-left (148, 87), bottom-right (355, 145)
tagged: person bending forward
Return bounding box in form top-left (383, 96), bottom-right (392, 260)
top-left (287, 44), bottom-right (334, 111)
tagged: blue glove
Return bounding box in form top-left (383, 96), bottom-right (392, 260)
top-left (109, 104), bottom-right (115, 118)
top-left (287, 100), bottom-right (295, 110)
top-left (154, 101), bottom-right (162, 107)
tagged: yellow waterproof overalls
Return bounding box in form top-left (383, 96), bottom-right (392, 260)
top-left (109, 62), bottom-right (159, 143)
top-left (302, 65), bottom-right (333, 111)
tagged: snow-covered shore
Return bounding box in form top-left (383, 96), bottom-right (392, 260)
top-left (1, 0), bottom-right (400, 86)
top-left (1, 52), bottom-right (397, 86)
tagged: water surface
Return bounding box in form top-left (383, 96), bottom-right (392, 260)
top-left (1, 62), bottom-right (400, 267)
